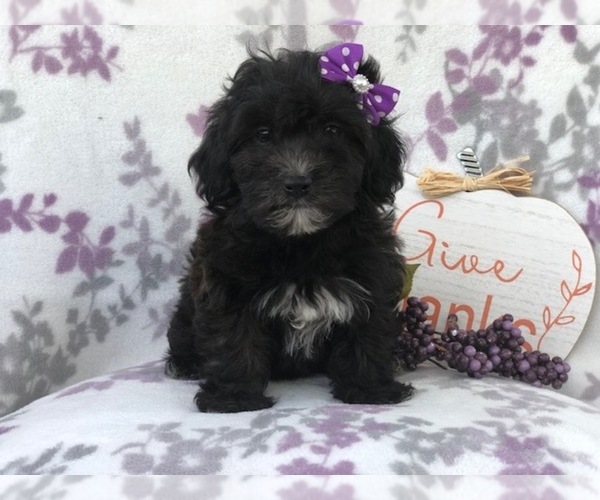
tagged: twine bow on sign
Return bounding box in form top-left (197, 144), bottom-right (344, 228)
top-left (417, 155), bottom-right (533, 198)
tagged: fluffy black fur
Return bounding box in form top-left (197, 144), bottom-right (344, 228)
top-left (166, 48), bottom-right (414, 413)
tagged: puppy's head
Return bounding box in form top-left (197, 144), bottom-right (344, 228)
top-left (189, 48), bottom-right (405, 236)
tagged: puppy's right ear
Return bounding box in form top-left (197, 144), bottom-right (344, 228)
top-left (188, 104), bottom-right (236, 214)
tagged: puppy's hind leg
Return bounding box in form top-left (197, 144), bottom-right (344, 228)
top-left (165, 282), bottom-right (201, 380)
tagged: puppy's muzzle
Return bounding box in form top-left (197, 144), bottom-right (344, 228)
top-left (283, 175), bottom-right (312, 198)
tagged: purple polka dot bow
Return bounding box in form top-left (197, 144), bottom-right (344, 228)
top-left (319, 43), bottom-right (400, 126)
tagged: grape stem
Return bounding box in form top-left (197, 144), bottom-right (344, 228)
top-left (426, 358), bottom-right (449, 370)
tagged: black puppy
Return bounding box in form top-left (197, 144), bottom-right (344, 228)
top-left (166, 43), bottom-right (414, 412)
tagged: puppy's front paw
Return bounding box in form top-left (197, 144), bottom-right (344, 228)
top-left (332, 381), bottom-right (414, 405)
top-left (194, 390), bottom-right (275, 413)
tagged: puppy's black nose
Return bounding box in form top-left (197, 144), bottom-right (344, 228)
top-left (283, 175), bottom-right (312, 198)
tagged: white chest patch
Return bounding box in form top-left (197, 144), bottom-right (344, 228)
top-left (257, 279), bottom-right (371, 358)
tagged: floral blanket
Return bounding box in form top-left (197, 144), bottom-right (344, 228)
top-left (1, 476), bottom-right (600, 499)
top-left (1, 363), bottom-right (600, 474)
top-left (1, 1), bottom-right (600, 478)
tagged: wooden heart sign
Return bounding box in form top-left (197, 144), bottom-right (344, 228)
top-left (394, 173), bottom-right (596, 358)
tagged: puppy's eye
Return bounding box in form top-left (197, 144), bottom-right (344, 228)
top-left (256, 127), bottom-right (272, 143)
top-left (324, 124), bottom-right (340, 135)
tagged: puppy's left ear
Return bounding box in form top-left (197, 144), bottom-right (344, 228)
top-left (188, 100), bottom-right (237, 214)
top-left (363, 120), bottom-right (406, 206)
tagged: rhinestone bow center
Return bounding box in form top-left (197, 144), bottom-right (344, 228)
top-left (350, 74), bottom-right (372, 94)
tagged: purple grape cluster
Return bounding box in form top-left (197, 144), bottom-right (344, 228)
top-left (397, 297), bottom-right (571, 390)
top-left (436, 329), bottom-right (494, 379)
top-left (396, 297), bottom-right (436, 370)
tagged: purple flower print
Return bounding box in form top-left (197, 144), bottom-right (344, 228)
top-left (9, 0), bottom-right (129, 25)
top-left (0, 193), bottom-right (58, 234)
top-left (490, 26), bottom-right (523, 66)
top-left (110, 360), bottom-right (166, 383)
top-left (477, 0), bottom-right (577, 24)
top-left (579, 172), bottom-right (600, 190)
top-left (61, 0), bottom-right (103, 24)
top-left (0, 192), bottom-right (116, 278)
top-left (55, 380), bottom-right (114, 399)
top-left (577, 145), bottom-right (600, 246)
top-left (496, 435), bottom-right (563, 474)
top-left (327, 0), bottom-right (362, 41)
top-left (56, 211), bottom-right (115, 278)
top-left (309, 417), bottom-right (361, 449)
top-left (329, 0), bottom-right (359, 18)
top-left (60, 27), bottom-right (120, 80)
top-left (476, 25), bottom-right (546, 86)
top-left (186, 105), bottom-right (210, 137)
top-left (411, 25), bottom-right (554, 165)
top-left (8, 0), bottom-right (41, 24)
top-left (277, 430), bottom-right (304, 453)
top-left (9, 26), bottom-right (121, 82)
top-left (582, 200), bottom-right (600, 245)
top-left (477, 0), bottom-right (525, 24)
top-left (153, 440), bottom-right (228, 474)
top-left (423, 91), bottom-right (457, 161)
top-left (560, 25), bottom-right (578, 44)
top-left (559, 0), bottom-right (578, 20)
top-left (55, 362), bottom-right (164, 399)
top-left (277, 457), bottom-right (355, 474)
top-left (329, 20), bottom-right (363, 43)
top-left (333, 18), bottom-right (362, 25)
top-left (0, 426), bottom-right (17, 436)
top-left (278, 481), bottom-right (356, 500)
top-left (306, 407), bottom-right (362, 449)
